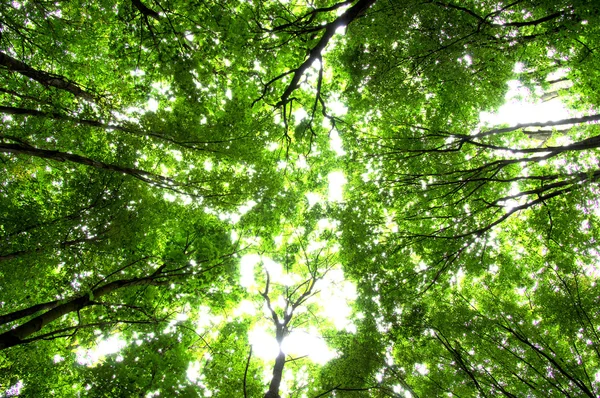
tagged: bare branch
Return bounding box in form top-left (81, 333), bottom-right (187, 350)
top-left (244, 345), bottom-right (252, 398)
top-left (277, 0), bottom-right (375, 106)
top-left (475, 114), bottom-right (600, 138)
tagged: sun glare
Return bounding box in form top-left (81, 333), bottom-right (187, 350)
top-left (327, 171), bottom-right (346, 202)
top-left (248, 325), bottom-right (337, 365)
top-left (239, 250), bottom-right (357, 366)
top-left (75, 334), bottom-right (127, 366)
top-left (479, 79), bottom-right (574, 127)
top-left (330, 129), bottom-right (346, 156)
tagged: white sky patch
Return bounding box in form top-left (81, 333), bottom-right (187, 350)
top-left (460, 54), bottom-right (473, 66)
top-left (130, 69), bottom-right (145, 77)
top-left (262, 257), bottom-right (283, 282)
top-left (238, 200), bottom-right (257, 215)
top-left (330, 130), bottom-right (346, 156)
top-left (295, 155), bottom-right (309, 169)
top-left (293, 108), bottom-right (308, 125)
top-left (414, 363), bottom-right (429, 376)
top-left (248, 325), bottom-right (280, 360)
top-left (499, 182), bottom-right (521, 211)
top-left (317, 218), bottom-right (337, 231)
top-left (175, 312), bottom-right (189, 322)
top-left (113, 109), bottom-right (141, 123)
top-left (147, 98), bottom-right (159, 112)
top-left (196, 305), bottom-right (223, 335)
top-left (249, 325), bottom-right (337, 364)
top-left (240, 254), bottom-right (285, 288)
top-left (240, 254), bottom-right (261, 288)
top-left (171, 150), bottom-right (182, 161)
top-left (187, 361), bottom-right (201, 383)
top-left (449, 267), bottom-right (466, 290)
top-left (152, 82), bottom-right (171, 95)
top-left (306, 192), bottom-right (322, 208)
top-left (328, 171), bottom-right (347, 202)
top-left (2, 380), bottom-right (23, 397)
top-left (315, 268), bottom-right (357, 332)
top-left (254, 60), bottom-right (265, 73)
top-left (234, 299), bottom-right (257, 316)
top-left (75, 334), bottom-right (127, 366)
top-left (283, 329), bottom-right (337, 364)
top-left (310, 57), bottom-right (322, 74)
top-left (479, 79), bottom-right (573, 127)
top-left (329, 100), bottom-right (348, 117)
top-left (162, 192), bottom-right (192, 206)
top-left (307, 239), bottom-right (327, 253)
top-left (274, 234), bottom-right (284, 247)
top-left (227, 200), bottom-right (258, 224)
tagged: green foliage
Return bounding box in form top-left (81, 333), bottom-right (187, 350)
top-left (1, 0), bottom-right (600, 396)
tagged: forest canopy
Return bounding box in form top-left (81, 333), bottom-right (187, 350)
top-left (1, 0), bottom-right (600, 396)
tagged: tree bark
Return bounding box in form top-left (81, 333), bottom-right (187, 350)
top-left (0, 105), bottom-right (109, 128)
top-left (0, 299), bottom-right (61, 327)
top-left (0, 141), bottom-right (176, 189)
top-left (278, 0), bottom-right (376, 106)
top-left (264, 323), bottom-right (288, 398)
top-left (0, 105), bottom-right (222, 151)
top-left (264, 350), bottom-right (286, 398)
top-left (476, 114), bottom-right (600, 138)
top-left (0, 51), bottom-right (95, 102)
top-left (131, 0), bottom-right (160, 19)
top-left (0, 275), bottom-right (163, 350)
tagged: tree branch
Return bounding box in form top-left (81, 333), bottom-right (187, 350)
top-left (131, 0), bottom-right (160, 20)
top-left (276, 0), bottom-right (376, 106)
top-left (0, 51), bottom-right (96, 102)
top-left (244, 345), bottom-right (252, 398)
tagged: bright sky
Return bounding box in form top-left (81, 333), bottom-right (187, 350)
top-left (238, 252), bottom-right (357, 365)
top-left (479, 76), bottom-right (573, 127)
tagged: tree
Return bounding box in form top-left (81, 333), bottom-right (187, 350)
top-left (1, 0), bottom-right (600, 396)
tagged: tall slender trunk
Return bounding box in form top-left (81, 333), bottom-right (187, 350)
top-left (264, 350), bottom-right (286, 398)
top-left (264, 325), bottom-right (287, 398)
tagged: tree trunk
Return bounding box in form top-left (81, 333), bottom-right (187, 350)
top-left (264, 350), bottom-right (286, 398)
top-left (0, 142), bottom-right (175, 189)
top-left (0, 51), bottom-right (95, 102)
top-left (0, 276), bottom-right (162, 350)
top-left (0, 299), bottom-right (61, 327)
top-left (278, 0), bottom-right (376, 106)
